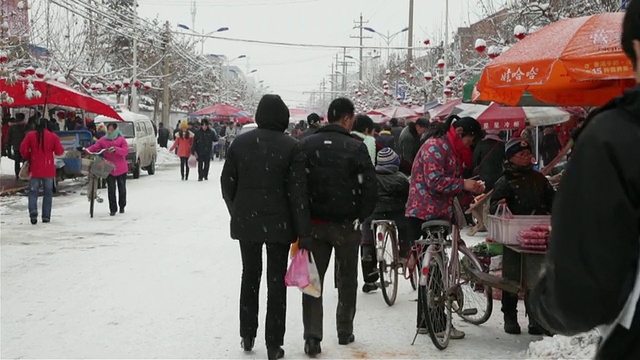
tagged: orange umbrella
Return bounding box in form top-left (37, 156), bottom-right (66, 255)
top-left (476, 12), bottom-right (636, 107)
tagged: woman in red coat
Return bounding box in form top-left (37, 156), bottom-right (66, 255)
top-left (170, 122), bottom-right (194, 180)
top-left (19, 118), bottom-right (64, 224)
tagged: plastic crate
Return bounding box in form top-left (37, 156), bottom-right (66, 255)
top-left (488, 205), bottom-right (551, 245)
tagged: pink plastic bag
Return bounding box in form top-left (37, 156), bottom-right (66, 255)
top-left (285, 249), bottom-right (311, 289)
top-left (188, 155), bottom-right (197, 168)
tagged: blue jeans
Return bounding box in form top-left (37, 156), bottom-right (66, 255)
top-left (28, 178), bottom-right (54, 220)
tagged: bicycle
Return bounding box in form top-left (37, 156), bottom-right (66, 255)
top-left (413, 198), bottom-right (493, 350)
top-left (81, 148), bottom-right (115, 218)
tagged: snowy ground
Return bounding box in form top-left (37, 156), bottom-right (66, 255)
top-left (1, 154), bottom-right (590, 359)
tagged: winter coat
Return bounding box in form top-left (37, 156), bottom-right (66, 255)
top-left (220, 112), bottom-right (311, 244)
top-left (7, 121), bottom-right (27, 153)
top-left (351, 131), bottom-right (377, 164)
top-left (374, 169), bottom-right (410, 214)
top-left (86, 135), bottom-right (129, 176)
top-left (489, 162), bottom-right (554, 216)
top-left (391, 126), bottom-right (403, 153)
top-left (398, 126), bottom-right (420, 164)
top-left (157, 128), bottom-right (170, 145)
top-left (19, 129), bottom-right (64, 178)
top-left (192, 128), bottom-right (219, 157)
top-left (406, 136), bottom-right (464, 221)
top-left (301, 124), bottom-right (377, 223)
top-left (472, 136), bottom-right (505, 190)
top-left (530, 86), bottom-right (640, 359)
top-left (378, 130), bottom-right (395, 150)
top-left (298, 126), bottom-right (319, 140)
top-left (541, 132), bottom-right (562, 165)
top-left (1, 123), bottom-right (8, 150)
top-left (170, 132), bottom-right (194, 158)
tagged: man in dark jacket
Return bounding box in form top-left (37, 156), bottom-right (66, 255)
top-left (299, 97), bottom-right (377, 356)
top-left (157, 122), bottom-right (170, 148)
top-left (299, 113), bottom-right (322, 139)
top-left (530, 5), bottom-right (640, 357)
top-left (490, 138), bottom-right (554, 336)
top-left (360, 148), bottom-right (409, 292)
top-left (377, 124), bottom-right (395, 149)
top-left (398, 117), bottom-right (428, 165)
top-left (192, 118), bottom-right (219, 181)
top-left (220, 94), bottom-right (311, 360)
top-left (6, 113), bottom-right (27, 180)
top-left (389, 118), bottom-right (403, 153)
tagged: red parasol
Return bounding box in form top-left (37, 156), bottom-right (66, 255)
top-left (0, 78), bottom-right (123, 120)
top-left (190, 103), bottom-right (245, 117)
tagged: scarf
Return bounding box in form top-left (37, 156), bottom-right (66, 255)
top-left (105, 129), bottom-right (123, 140)
top-left (446, 126), bottom-right (473, 169)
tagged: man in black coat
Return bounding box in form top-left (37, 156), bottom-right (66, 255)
top-left (298, 113), bottom-right (322, 140)
top-left (530, 4), bottom-right (640, 358)
top-left (6, 113), bottom-right (27, 180)
top-left (157, 122), bottom-right (170, 148)
top-left (191, 118), bottom-right (219, 181)
top-left (298, 97), bottom-right (377, 356)
top-left (221, 94), bottom-right (311, 360)
top-left (389, 118), bottom-right (403, 153)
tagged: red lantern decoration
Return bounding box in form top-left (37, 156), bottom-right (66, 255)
top-left (0, 51), bottom-right (8, 63)
top-left (444, 88), bottom-right (453, 96)
top-left (445, 79), bottom-right (451, 86)
top-left (409, 74), bottom-right (415, 80)
top-left (475, 39), bottom-right (487, 53)
top-left (423, 39), bottom-right (430, 46)
top-left (514, 25), bottom-right (527, 40)
top-left (25, 66), bottom-right (36, 76)
top-left (448, 71), bottom-right (456, 81)
top-left (385, 69), bottom-right (391, 76)
top-left (106, 86), bottom-right (114, 92)
top-left (134, 80), bottom-right (141, 88)
top-left (123, 79), bottom-right (131, 88)
top-left (400, 70), bottom-right (407, 76)
top-left (410, 63), bottom-right (416, 70)
top-left (189, 95), bottom-right (196, 101)
top-left (144, 82), bottom-right (152, 90)
top-left (83, 83), bottom-right (90, 89)
top-left (488, 46), bottom-right (500, 59)
top-left (35, 68), bottom-right (46, 78)
top-left (114, 81), bottom-right (122, 90)
top-left (18, 68), bottom-right (27, 77)
top-left (424, 72), bottom-right (433, 81)
top-left (437, 59), bottom-right (445, 68)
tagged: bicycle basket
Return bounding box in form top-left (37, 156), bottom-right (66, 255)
top-left (90, 157), bottom-right (115, 178)
top-left (487, 204), bottom-right (550, 245)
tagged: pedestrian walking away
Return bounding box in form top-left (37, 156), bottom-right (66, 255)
top-left (531, 4), bottom-right (640, 358)
top-left (221, 94), bottom-right (311, 360)
top-left (298, 113), bottom-right (322, 140)
top-left (170, 122), bottom-right (194, 180)
top-left (86, 123), bottom-right (129, 216)
top-left (19, 118), bottom-right (64, 224)
top-left (192, 118), bottom-right (219, 181)
top-left (157, 122), bottom-right (170, 148)
top-left (7, 113), bottom-right (28, 180)
top-left (299, 97), bottom-right (377, 357)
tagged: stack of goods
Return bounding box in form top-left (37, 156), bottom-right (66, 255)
top-left (517, 225), bottom-right (552, 251)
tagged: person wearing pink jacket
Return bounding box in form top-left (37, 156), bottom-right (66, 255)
top-left (86, 123), bottom-right (129, 216)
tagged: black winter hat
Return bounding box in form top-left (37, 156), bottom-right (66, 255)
top-left (505, 137), bottom-right (532, 159)
top-left (201, 118), bottom-right (210, 126)
top-left (307, 113), bottom-right (321, 124)
top-left (255, 94), bottom-right (290, 132)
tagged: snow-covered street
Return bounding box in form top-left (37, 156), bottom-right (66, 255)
top-left (2, 155), bottom-right (562, 359)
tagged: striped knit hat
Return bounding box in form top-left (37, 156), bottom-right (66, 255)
top-left (376, 147), bottom-right (400, 172)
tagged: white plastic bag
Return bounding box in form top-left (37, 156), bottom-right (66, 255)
top-left (303, 252), bottom-right (322, 298)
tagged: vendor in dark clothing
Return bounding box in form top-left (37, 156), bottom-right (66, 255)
top-left (490, 137), bottom-right (555, 336)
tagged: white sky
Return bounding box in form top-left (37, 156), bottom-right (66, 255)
top-left (138, 0), bottom-right (507, 106)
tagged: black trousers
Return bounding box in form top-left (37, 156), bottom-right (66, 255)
top-left (197, 157), bottom-right (210, 180)
top-left (106, 173), bottom-right (127, 213)
top-left (13, 150), bottom-right (22, 178)
top-left (239, 241), bottom-right (289, 348)
top-left (180, 157), bottom-right (189, 179)
top-left (303, 222), bottom-right (360, 341)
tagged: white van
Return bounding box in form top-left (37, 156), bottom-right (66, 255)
top-left (94, 110), bottom-right (157, 179)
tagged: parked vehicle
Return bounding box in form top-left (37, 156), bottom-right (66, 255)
top-left (238, 123), bottom-right (257, 136)
top-left (94, 111), bottom-right (157, 179)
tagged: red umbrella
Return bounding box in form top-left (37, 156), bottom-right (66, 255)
top-left (456, 103), bottom-right (572, 130)
top-left (190, 104), bottom-right (245, 117)
top-left (0, 78), bottom-right (123, 120)
top-left (368, 106), bottom-right (419, 119)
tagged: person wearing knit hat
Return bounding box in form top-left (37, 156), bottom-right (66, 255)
top-left (180, 121), bottom-right (189, 130)
top-left (360, 147), bottom-right (410, 293)
top-left (489, 136), bottom-right (555, 336)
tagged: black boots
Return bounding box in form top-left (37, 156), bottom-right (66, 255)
top-left (504, 313), bottom-right (521, 335)
top-left (338, 333), bottom-right (355, 345)
top-left (304, 338), bottom-right (321, 357)
top-left (267, 347), bottom-right (285, 360)
top-left (241, 337), bottom-right (254, 352)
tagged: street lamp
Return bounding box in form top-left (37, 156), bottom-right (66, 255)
top-left (177, 23), bottom-right (229, 54)
top-left (363, 26), bottom-right (409, 61)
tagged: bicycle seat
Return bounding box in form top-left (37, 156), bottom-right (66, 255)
top-left (421, 220), bottom-right (452, 235)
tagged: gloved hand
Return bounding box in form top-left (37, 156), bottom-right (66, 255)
top-left (108, 146), bottom-right (116, 153)
top-left (76, 146), bottom-right (85, 152)
top-left (298, 236), bottom-right (313, 251)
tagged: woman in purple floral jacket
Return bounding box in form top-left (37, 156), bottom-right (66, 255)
top-left (406, 115), bottom-right (485, 339)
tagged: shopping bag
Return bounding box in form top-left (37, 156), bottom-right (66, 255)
top-left (188, 155), bottom-right (197, 168)
top-left (285, 249), bottom-right (310, 289)
top-left (290, 238), bottom-right (300, 258)
top-left (18, 161), bottom-right (30, 180)
top-left (304, 252), bottom-right (322, 298)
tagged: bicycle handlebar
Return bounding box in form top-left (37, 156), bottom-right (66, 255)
top-left (82, 148), bottom-right (108, 155)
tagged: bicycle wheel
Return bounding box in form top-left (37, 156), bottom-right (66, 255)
top-left (455, 246), bottom-right (493, 325)
top-left (423, 254), bottom-right (452, 350)
top-left (89, 176), bottom-right (97, 218)
top-left (378, 225), bottom-right (399, 306)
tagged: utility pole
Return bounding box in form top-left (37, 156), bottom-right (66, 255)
top-left (191, 0), bottom-right (197, 32)
top-left (408, 0), bottom-right (415, 64)
top-left (161, 21), bottom-right (171, 129)
top-left (321, 78), bottom-right (326, 109)
top-left (443, 0), bottom-right (449, 102)
top-left (351, 13), bottom-right (371, 83)
top-left (342, 48), bottom-right (347, 92)
top-left (131, 0), bottom-right (139, 112)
